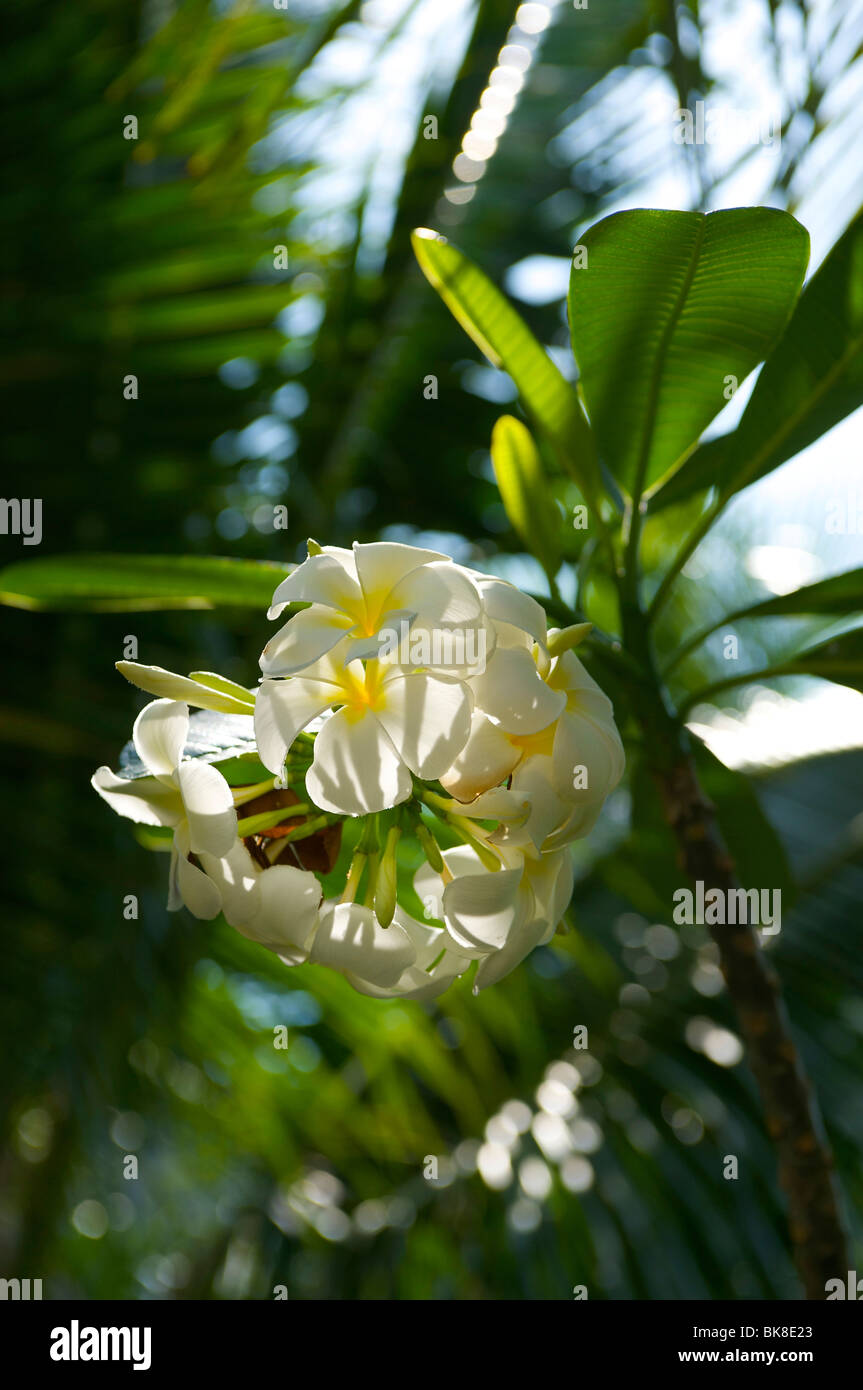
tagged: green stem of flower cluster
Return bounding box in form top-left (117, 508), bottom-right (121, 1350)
top-left (236, 804), bottom-right (311, 837)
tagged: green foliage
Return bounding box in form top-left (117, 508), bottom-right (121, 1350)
top-left (653, 209), bottom-right (863, 513)
top-left (0, 555), bottom-right (292, 611)
top-left (568, 208), bottom-right (809, 498)
top-left (490, 416), bottom-right (563, 579)
top-left (411, 228), bottom-right (600, 505)
top-left (3, 0), bottom-right (863, 1306)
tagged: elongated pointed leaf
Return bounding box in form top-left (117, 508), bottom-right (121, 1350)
top-left (726, 568), bottom-right (863, 622)
top-left (0, 554), bottom-right (291, 612)
top-left (568, 208), bottom-right (810, 497)
top-left (669, 569), bottom-right (863, 673)
top-left (684, 624), bottom-right (863, 713)
top-left (490, 416), bottom-right (563, 576)
top-left (786, 624), bottom-right (863, 694)
top-left (412, 228), bottom-right (600, 502)
top-left (649, 208), bottom-right (863, 511)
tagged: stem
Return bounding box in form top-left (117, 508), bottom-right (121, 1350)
top-left (236, 804), bottom-right (310, 837)
top-left (622, 599), bottom-right (848, 1297)
top-left (657, 753), bottom-right (847, 1296)
top-left (648, 493), bottom-right (724, 622)
top-left (231, 776), bottom-right (277, 807)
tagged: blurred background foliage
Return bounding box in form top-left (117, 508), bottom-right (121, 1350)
top-left (2, 0), bottom-right (863, 1299)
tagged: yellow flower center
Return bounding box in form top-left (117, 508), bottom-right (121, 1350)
top-left (508, 723), bottom-right (556, 758)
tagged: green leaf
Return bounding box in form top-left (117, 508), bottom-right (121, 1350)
top-left (649, 208), bottom-right (863, 511)
top-left (0, 553), bottom-right (292, 612)
top-left (665, 568), bottom-right (863, 675)
top-left (726, 568), bottom-right (863, 622)
top-left (490, 415), bottom-right (563, 577)
top-left (568, 208), bottom-right (810, 498)
top-left (680, 624), bottom-right (863, 715)
top-left (411, 228), bottom-right (600, 503)
top-left (787, 624), bottom-right (863, 694)
top-left (118, 709), bottom-right (258, 780)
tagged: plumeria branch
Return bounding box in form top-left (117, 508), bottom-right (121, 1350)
top-left (617, 587), bottom-right (848, 1298)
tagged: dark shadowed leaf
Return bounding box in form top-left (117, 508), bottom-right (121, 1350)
top-left (0, 554), bottom-right (292, 611)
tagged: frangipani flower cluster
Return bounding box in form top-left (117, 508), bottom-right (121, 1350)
top-left (92, 541), bottom-right (623, 999)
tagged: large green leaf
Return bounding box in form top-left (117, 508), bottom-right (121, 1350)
top-left (649, 208), bottom-right (863, 511)
top-left (411, 228), bottom-right (601, 503)
top-left (0, 553), bottom-right (292, 611)
top-left (568, 208), bottom-right (810, 498)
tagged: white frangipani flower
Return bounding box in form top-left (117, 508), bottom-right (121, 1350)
top-left (198, 841), bottom-right (322, 961)
top-left (91, 544), bottom-right (625, 1000)
top-left (308, 902), bottom-right (418, 987)
top-left (262, 541), bottom-right (486, 676)
top-left (91, 699), bottom-right (237, 919)
top-left (255, 640), bottom-right (473, 816)
top-left (442, 640), bottom-right (624, 849)
top-left (415, 838), bottom-right (574, 991)
top-left (345, 907), bottom-right (474, 1000)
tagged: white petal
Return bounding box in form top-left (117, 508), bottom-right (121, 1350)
top-left (174, 838), bottom-right (222, 920)
top-left (353, 541), bottom-right (449, 617)
top-left (91, 767), bottom-right (181, 827)
top-left (197, 840), bottom-right (319, 955)
top-left (439, 712), bottom-right (519, 801)
top-left (375, 672), bottom-right (472, 779)
top-left (473, 916), bottom-right (549, 991)
top-left (509, 755), bottom-right (570, 849)
top-left (470, 647), bottom-right (565, 735)
top-left (254, 676), bottom-right (338, 774)
top-left (197, 841), bottom-right (257, 925)
top-left (476, 576), bottom-right (548, 644)
top-left (347, 943), bottom-right (469, 1000)
top-left (116, 662), bottom-right (250, 714)
top-left (339, 610), bottom-right (416, 665)
top-left (176, 760), bottom-right (237, 857)
top-left (305, 707), bottom-right (411, 815)
top-left (441, 865), bottom-right (528, 952)
top-left (527, 849), bottom-right (574, 927)
top-left (260, 605), bottom-right (355, 676)
top-left (414, 843), bottom-right (501, 932)
top-left (310, 902), bottom-right (416, 986)
top-left (132, 699), bottom-right (189, 779)
top-left (388, 560), bottom-right (482, 627)
top-left (267, 552), bottom-right (363, 620)
top-left (384, 613), bottom-right (494, 679)
top-left (541, 800), bottom-right (602, 851)
top-left (413, 860), bottom-right (445, 920)
top-left (552, 706), bottom-right (625, 804)
top-left (246, 865), bottom-right (321, 952)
